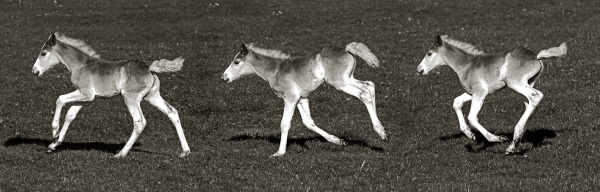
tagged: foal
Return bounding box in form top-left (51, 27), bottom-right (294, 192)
top-left (417, 35), bottom-right (566, 154)
top-left (32, 33), bottom-right (190, 157)
top-left (222, 43), bottom-right (388, 156)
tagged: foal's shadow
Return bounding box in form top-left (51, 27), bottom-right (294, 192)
top-left (439, 128), bottom-right (560, 154)
top-left (228, 134), bottom-right (384, 152)
top-left (3, 136), bottom-right (153, 155)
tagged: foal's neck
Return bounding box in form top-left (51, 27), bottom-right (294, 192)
top-left (443, 49), bottom-right (477, 75)
top-left (248, 54), bottom-right (283, 82)
top-left (55, 44), bottom-right (95, 73)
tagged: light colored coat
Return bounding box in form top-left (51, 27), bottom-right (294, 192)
top-left (222, 42), bottom-right (387, 156)
top-left (417, 35), bottom-right (566, 154)
top-left (32, 33), bottom-right (190, 158)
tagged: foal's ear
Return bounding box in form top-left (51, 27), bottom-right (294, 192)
top-left (241, 43), bottom-right (249, 55)
top-left (435, 35), bottom-right (443, 47)
top-left (48, 33), bottom-right (57, 45)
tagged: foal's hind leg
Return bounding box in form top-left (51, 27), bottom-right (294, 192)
top-left (145, 92), bottom-right (191, 157)
top-left (505, 84), bottom-right (543, 154)
top-left (333, 78), bottom-right (388, 141)
top-left (114, 93), bottom-right (146, 158)
top-left (351, 79), bottom-right (377, 112)
top-left (297, 98), bottom-right (346, 146)
top-left (144, 75), bottom-right (190, 157)
top-left (48, 105), bottom-right (82, 151)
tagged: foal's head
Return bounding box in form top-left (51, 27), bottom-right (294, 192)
top-left (417, 35), bottom-right (447, 75)
top-left (32, 33), bottom-right (99, 76)
top-left (222, 44), bottom-right (257, 83)
top-left (32, 34), bottom-right (62, 76)
top-left (417, 35), bottom-right (486, 75)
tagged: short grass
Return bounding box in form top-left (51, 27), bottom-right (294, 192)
top-left (1, 0), bottom-right (599, 191)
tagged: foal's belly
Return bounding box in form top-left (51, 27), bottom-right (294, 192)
top-left (93, 82), bottom-right (121, 97)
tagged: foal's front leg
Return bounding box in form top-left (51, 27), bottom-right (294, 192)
top-left (48, 105), bottom-right (82, 151)
top-left (467, 89), bottom-right (509, 143)
top-left (272, 97), bottom-right (299, 157)
top-left (297, 98), bottom-right (346, 145)
top-left (453, 93), bottom-right (476, 140)
top-left (52, 90), bottom-right (93, 137)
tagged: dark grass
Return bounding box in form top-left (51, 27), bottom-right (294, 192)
top-left (1, 0), bottom-right (600, 191)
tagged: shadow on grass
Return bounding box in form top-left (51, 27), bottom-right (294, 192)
top-left (3, 136), bottom-right (155, 155)
top-left (439, 128), bottom-right (560, 154)
top-left (228, 134), bottom-right (384, 152)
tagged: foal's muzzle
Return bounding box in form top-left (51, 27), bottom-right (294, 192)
top-left (417, 69), bottom-right (424, 76)
top-left (221, 74), bottom-right (229, 83)
top-left (32, 68), bottom-right (40, 76)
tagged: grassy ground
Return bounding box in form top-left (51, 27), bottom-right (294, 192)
top-left (1, 0), bottom-right (599, 191)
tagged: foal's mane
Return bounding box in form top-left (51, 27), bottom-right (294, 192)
top-left (54, 32), bottom-right (101, 58)
top-left (441, 35), bottom-right (485, 56)
top-left (246, 44), bottom-right (291, 60)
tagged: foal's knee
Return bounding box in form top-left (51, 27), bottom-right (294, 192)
top-left (531, 91), bottom-right (543, 106)
top-left (363, 81), bottom-right (375, 89)
top-left (166, 104), bottom-right (181, 123)
top-left (133, 120), bottom-right (145, 134)
top-left (453, 98), bottom-right (464, 111)
top-left (65, 112), bottom-right (77, 121)
top-left (302, 118), bottom-right (316, 128)
top-left (467, 115), bottom-right (479, 124)
top-left (359, 90), bottom-right (373, 103)
top-left (56, 97), bottom-right (66, 107)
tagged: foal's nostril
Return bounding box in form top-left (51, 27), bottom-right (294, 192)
top-left (221, 74), bottom-right (229, 82)
top-left (32, 69), bottom-right (39, 76)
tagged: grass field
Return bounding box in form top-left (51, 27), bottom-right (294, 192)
top-left (1, 0), bottom-right (599, 191)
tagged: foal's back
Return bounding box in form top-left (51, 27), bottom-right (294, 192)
top-left (462, 47), bottom-right (541, 92)
top-left (274, 47), bottom-right (351, 86)
top-left (278, 46), bottom-right (350, 75)
top-left (74, 59), bottom-right (154, 96)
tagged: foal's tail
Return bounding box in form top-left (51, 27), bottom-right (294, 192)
top-left (346, 42), bottom-right (380, 68)
top-left (149, 57), bottom-right (185, 73)
top-left (537, 42), bottom-right (567, 60)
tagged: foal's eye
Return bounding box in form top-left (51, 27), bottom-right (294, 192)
top-left (41, 52), bottom-right (47, 56)
top-left (427, 52), bottom-right (432, 56)
top-left (234, 61), bottom-right (240, 64)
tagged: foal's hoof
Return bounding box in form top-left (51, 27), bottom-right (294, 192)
top-left (464, 133), bottom-right (477, 141)
top-left (504, 150), bottom-right (517, 155)
top-left (270, 152), bottom-right (285, 157)
top-left (179, 150), bottom-right (190, 158)
top-left (52, 129), bottom-right (59, 138)
top-left (469, 135), bottom-right (478, 142)
top-left (383, 136), bottom-right (390, 143)
top-left (48, 143), bottom-right (59, 151)
top-left (339, 139), bottom-right (348, 146)
top-left (112, 153), bottom-right (127, 158)
top-left (488, 135), bottom-right (510, 143)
